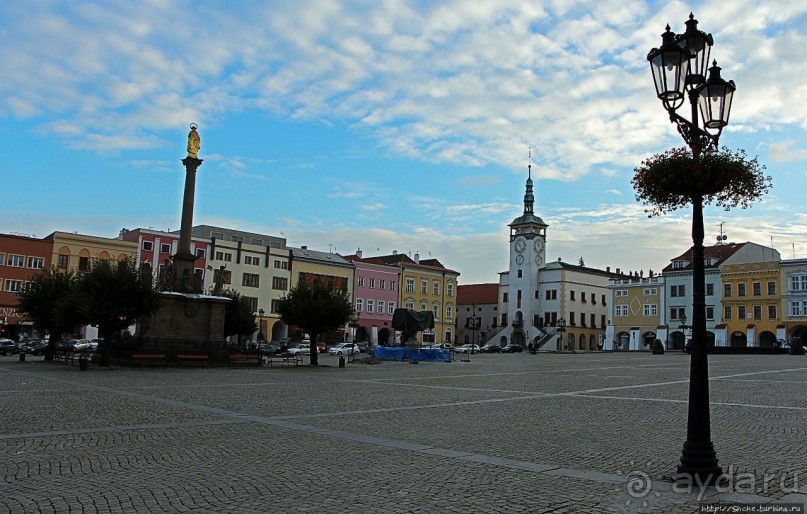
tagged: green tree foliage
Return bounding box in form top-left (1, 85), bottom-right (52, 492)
top-left (217, 288), bottom-right (258, 346)
top-left (71, 257), bottom-right (161, 366)
top-left (16, 266), bottom-right (79, 360)
top-left (275, 280), bottom-right (354, 366)
top-left (632, 146), bottom-right (771, 216)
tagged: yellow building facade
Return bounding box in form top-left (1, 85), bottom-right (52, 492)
top-left (720, 261), bottom-right (781, 347)
top-left (46, 231), bottom-right (137, 272)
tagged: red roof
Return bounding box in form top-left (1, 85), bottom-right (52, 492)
top-left (457, 284), bottom-right (499, 305)
top-left (662, 242), bottom-right (746, 272)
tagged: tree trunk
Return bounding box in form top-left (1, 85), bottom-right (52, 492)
top-left (309, 332), bottom-right (319, 366)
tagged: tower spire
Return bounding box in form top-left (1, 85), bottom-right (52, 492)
top-left (524, 148), bottom-right (534, 215)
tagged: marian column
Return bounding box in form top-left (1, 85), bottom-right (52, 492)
top-left (172, 124), bottom-right (203, 293)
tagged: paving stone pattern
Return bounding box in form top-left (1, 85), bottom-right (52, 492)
top-left (1, 352), bottom-right (806, 513)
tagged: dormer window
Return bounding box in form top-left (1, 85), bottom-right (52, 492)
top-left (672, 260), bottom-right (686, 269)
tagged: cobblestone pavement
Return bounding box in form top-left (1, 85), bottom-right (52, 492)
top-left (1, 352), bottom-right (806, 513)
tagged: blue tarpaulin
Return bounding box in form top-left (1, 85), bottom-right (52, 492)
top-left (373, 346), bottom-right (452, 363)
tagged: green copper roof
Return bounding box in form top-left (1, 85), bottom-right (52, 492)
top-left (509, 213), bottom-right (547, 227)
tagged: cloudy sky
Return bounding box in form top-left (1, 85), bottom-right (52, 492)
top-left (2, 0), bottom-right (806, 284)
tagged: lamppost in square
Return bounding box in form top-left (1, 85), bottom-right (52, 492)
top-left (646, 13), bottom-right (735, 484)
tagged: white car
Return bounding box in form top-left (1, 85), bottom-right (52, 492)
top-left (72, 339), bottom-right (93, 351)
top-left (286, 344), bottom-right (310, 356)
top-left (328, 343), bottom-right (359, 356)
top-left (454, 344), bottom-right (480, 354)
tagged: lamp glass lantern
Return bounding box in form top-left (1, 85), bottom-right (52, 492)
top-left (698, 62), bottom-right (736, 131)
top-left (648, 25), bottom-right (691, 111)
top-left (677, 13), bottom-right (713, 86)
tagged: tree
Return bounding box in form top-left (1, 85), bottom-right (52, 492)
top-left (71, 257), bottom-right (161, 367)
top-left (275, 280), bottom-right (354, 366)
top-left (16, 266), bottom-right (79, 360)
top-left (217, 288), bottom-right (258, 348)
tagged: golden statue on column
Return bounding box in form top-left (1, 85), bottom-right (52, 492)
top-left (187, 123), bottom-right (201, 158)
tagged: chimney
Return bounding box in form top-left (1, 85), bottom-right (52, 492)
top-left (301, 245), bottom-right (307, 250)
top-left (356, 247), bottom-right (362, 258)
top-left (392, 250), bottom-right (398, 255)
top-left (414, 252), bottom-right (420, 263)
top-left (616, 268), bottom-right (621, 275)
top-left (606, 266), bottom-right (610, 273)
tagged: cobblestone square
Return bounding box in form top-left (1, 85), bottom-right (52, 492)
top-left (1, 352), bottom-right (806, 513)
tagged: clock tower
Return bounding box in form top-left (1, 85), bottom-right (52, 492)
top-left (506, 162), bottom-right (548, 347)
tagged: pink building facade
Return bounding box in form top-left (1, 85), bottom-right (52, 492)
top-left (345, 254), bottom-right (399, 346)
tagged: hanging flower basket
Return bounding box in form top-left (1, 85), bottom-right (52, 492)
top-left (632, 146), bottom-right (770, 217)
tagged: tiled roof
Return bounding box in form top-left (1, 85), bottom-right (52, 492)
top-left (662, 242), bottom-right (746, 272)
top-left (457, 284), bottom-right (499, 305)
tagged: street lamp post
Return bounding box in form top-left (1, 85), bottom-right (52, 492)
top-left (647, 13), bottom-right (734, 484)
top-left (557, 317), bottom-right (566, 351)
top-left (257, 307), bottom-right (265, 365)
top-left (464, 306), bottom-right (481, 361)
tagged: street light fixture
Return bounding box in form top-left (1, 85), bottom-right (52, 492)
top-left (647, 12), bottom-right (734, 484)
top-left (557, 317), bottom-right (566, 351)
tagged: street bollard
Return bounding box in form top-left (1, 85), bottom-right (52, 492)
top-left (339, 355), bottom-right (345, 368)
top-left (79, 356), bottom-right (89, 371)
top-left (19, 352), bottom-right (25, 362)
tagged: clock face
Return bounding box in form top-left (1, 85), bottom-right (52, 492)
top-left (516, 254), bottom-right (524, 265)
top-left (514, 237), bottom-right (526, 253)
top-left (535, 253), bottom-right (543, 265)
top-left (533, 238), bottom-right (544, 253)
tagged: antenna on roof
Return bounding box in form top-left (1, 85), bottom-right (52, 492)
top-left (716, 221), bottom-right (728, 244)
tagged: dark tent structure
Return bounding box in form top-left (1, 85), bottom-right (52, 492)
top-left (391, 308), bottom-right (435, 337)
top-left (377, 309), bottom-right (449, 362)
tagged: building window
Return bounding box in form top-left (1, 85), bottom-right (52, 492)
top-left (738, 305), bottom-right (746, 319)
top-left (433, 281), bottom-right (440, 295)
top-left (369, 278), bottom-right (375, 288)
top-left (789, 301), bottom-right (806, 316)
top-left (27, 257), bottom-right (44, 269)
top-left (79, 256), bottom-right (90, 271)
top-left (271, 299), bottom-right (281, 313)
top-left (57, 254), bottom-right (68, 269)
top-left (724, 306), bottom-right (732, 319)
top-left (232, 235), bottom-right (243, 243)
top-left (517, 270), bottom-right (523, 278)
top-left (432, 303), bottom-right (440, 321)
top-left (356, 299), bottom-right (363, 312)
top-left (790, 275), bottom-right (807, 291)
top-left (768, 305), bottom-right (777, 319)
top-left (570, 290), bottom-right (576, 301)
top-left (367, 300), bottom-right (375, 313)
top-left (643, 288), bottom-right (658, 295)
top-left (390, 280), bottom-right (396, 291)
top-left (706, 283), bottom-right (714, 296)
top-left (602, 294), bottom-right (607, 306)
top-left (379, 279), bottom-right (386, 290)
top-left (670, 285), bottom-right (685, 297)
top-left (377, 301), bottom-right (385, 314)
top-left (211, 232), bottom-right (225, 240)
top-left (244, 296), bottom-right (258, 312)
top-left (706, 306), bottom-right (714, 320)
top-left (242, 273), bottom-right (259, 287)
top-left (670, 307), bottom-right (686, 320)
top-left (421, 280), bottom-right (428, 294)
top-left (615, 290), bottom-right (628, 297)
top-left (752, 282), bottom-right (761, 296)
top-left (388, 303), bottom-right (395, 314)
top-left (4, 279), bottom-right (23, 292)
top-left (358, 276), bottom-right (365, 287)
top-left (738, 283), bottom-right (746, 297)
top-left (724, 283), bottom-right (732, 297)
top-left (0, 252), bottom-right (4, 265)
top-left (244, 256), bottom-right (260, 266)
top-left (196, 248), bottom-right (206, 259)
top-left (160, 243), bottom-right (171, 253)
top-left (272, 277), bottom-right (288, 290)
top-left (447, 282), bottom-right (454, 297)
top-left (142, 241), bottom-right (153, 251)
top-left (615, 305), bottom-right (628, 316)
top-left (446, 304), bottom-right (453, 320)
top-left (405, 298), bottom-right (414, 310)
top-left (501, 313), bottom-right (507, 326)
top-left (643, 303), bottom-right (658, 316)
top-left (405, 278), bottom-right (414, 293)
top-left (768, 281), bottom-right (776, 295)
top-left (251, 238), bottom-right (263, 246)
top-left (503, 292), bottom-right (508, 303)
top-left (7, 255), bottom-right (24, 267)
top-left (273, 260), bottom-right (288, 269)
top-left (753, 305), bottom-right (762, 320)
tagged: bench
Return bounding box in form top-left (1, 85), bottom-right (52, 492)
top-left (265, 353), bottom-right (302, 367)
top-left (131, 353), bottom-right (167, 367)
top-left (177, 354), bottom-right (209, 367)
top-left (53, 351), bottom-right (68, 363)
top-left (229, 354), bottom-right (260, 367)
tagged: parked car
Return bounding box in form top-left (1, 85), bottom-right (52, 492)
top-left (21, 339), bottom-right (48, 356)
top-left (479, 343), bottom-right (501, 353)
top-left (454, 344), bottom-right (480, 354)
top-left (501, 344), bottom-right (523, 353)
top-left (55, 339), bottom-right (77, 351)
top-left (72, 339), bottom-right (92, 351)
top-left (0, 339), bottom-right (19, 355)
top-left (317, 342), bottom-right (327, 353)
top-left (328, 343), bottom-right (360, 356)
top-left (286, 344), bottom-right (310, 356)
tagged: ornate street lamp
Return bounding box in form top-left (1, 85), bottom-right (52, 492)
top-left (647, 13), bottom-right (735, 484)
top-left (557, 317), bottom-right (566, 351)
